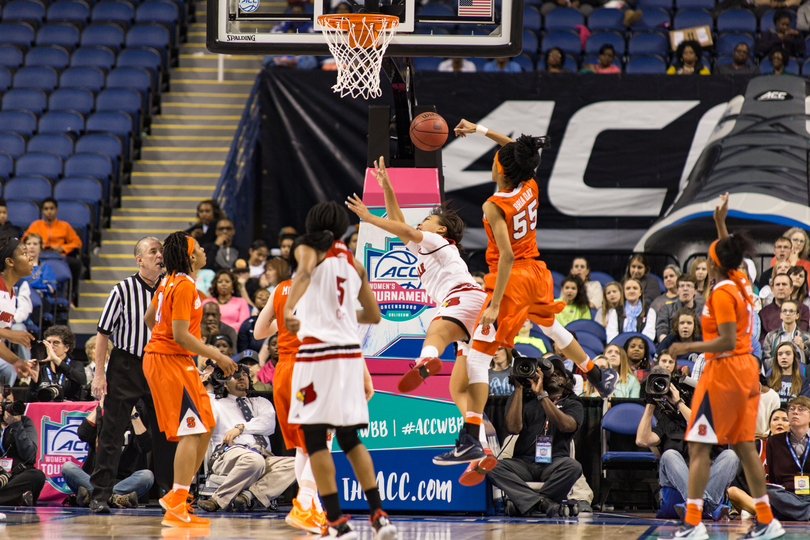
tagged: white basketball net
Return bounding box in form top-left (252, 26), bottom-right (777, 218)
top-left (318, 14), bottom-right (399, 100)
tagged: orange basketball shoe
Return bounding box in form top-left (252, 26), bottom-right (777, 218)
top-left (398, 357), bottom-right (443, 392)
top-left (459, 448), bottom-right (497, 486)
top-left (285, 498), bottom-right (323, 534)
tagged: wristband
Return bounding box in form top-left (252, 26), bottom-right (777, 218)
top-left (536, 392), bottom-right (549, 401)
top-left (476, 124), bottom-right (489, 135)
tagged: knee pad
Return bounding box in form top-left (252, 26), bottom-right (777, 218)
top-left (466, 349), bottom-right (490, 385)
top-left (301, 425), bottom-right (330, 455)
top-left (540, 320), bottom-right (573, 349)
top-left (335, 427), bottom-right (362, 454)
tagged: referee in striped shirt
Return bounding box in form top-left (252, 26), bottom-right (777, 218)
top-left (88, 237), bottom-right (176, 512)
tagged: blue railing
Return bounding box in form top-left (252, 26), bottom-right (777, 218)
top-left (213, 76), bottom-right (261, 248)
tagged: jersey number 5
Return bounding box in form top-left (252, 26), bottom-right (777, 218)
top-left (337, 277), bottom-right (346, 305)
top-left (512, 199), bottom-right (538, 240)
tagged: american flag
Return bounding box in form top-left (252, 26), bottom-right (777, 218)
top-left (458, 0), bottom-right (492, 18)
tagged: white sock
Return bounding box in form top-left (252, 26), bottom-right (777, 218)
top-left (313, 494), bottom-right (323, 512)
top-left (294, 448), bottom-right (307, 484)
top-left (752, 494), bottom-right (770, 505)
top-left (478, 422), bottom-right (488, 449)
top-left (298, 486), bottom-right (315, 511)
top-left (420, 345), bottom-right (439, 358)
top-left (172, 483), bottom-right (190, 492)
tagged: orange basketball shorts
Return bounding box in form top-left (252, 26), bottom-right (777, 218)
top-left (686, 353), bottom-right (760, 445)
top-left (273, 353), bottom-right (305, 450)
top-left (472, 259), bottom-right (566, 356)
top-left (143, 352), bottom-right (215, 442)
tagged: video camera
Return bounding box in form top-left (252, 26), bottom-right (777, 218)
top-left (510, 351), bottom-right (554, 390)
top-left (644, 365), bottom-right (696, 418)
top-left (0, 386), bottom-right (24, 417)
top-left (205, 360), bottom-right (252, 395)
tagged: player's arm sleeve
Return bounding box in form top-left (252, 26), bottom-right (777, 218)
top-left (416, 231), bottom-right (445, 251)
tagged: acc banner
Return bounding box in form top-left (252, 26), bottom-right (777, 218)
top-left (26, 401), bottom-right (97, 505)
top-left (260, 70), bottom-right (753, 251)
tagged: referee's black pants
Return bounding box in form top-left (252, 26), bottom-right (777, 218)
top-left (90, 348), bottom-right (177, 502)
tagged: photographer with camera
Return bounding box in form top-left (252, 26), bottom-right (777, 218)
top-left (25, 326), bottom-right (86, 402)
top-left (0, 392), bottom-right (45, 506)
top-left (487, 353), bottom-right (583, 517)
top-left (637, 364), bottom-right (738, 520)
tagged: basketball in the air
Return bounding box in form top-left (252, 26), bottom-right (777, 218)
top-left (409, 112), bottom-right (449, 152)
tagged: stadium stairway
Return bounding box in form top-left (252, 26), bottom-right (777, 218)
top-left (68, 6), bottom-right (264, 336)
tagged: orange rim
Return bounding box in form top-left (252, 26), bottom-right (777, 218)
top-left (318, 13), bottom-right (399, 48)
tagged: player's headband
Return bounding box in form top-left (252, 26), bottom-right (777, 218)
top-left (186, 236), bottom-right (195, 256)
top-left (708, 239), bottom-right (721, 268)
top-left (494, 150), bottom-right (507, 179)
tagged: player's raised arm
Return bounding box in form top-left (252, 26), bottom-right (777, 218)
top-left (453, 118), bottom-right (514, 146)
top-left (346, 193), bottom-right (422, 246)
top-left (371, 157), bottom-right (406, 223)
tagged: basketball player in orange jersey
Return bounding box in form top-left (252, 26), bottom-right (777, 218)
top-left (434, 120), bottom-right (616, 469)
top-left (666, 194), bottom-right (784, 540)
top-left (142, 232), bottom-right (237, 528)
top-left (254, 278), bottom-right (326, 535)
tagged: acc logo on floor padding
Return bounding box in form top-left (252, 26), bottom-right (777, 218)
top-left (364, 240), bottom-right (435, 322)
top-left (39, 412), bottom-right (90, 493)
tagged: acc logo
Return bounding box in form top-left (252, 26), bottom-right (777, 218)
top-left (365, 240), bottom-right (435, 322)
top-left (40, 412), bottom-right (91, 493)
top-left (238, 0), bottom-right (259, 12)
top-left (756, 91), bottom-right (791, 101)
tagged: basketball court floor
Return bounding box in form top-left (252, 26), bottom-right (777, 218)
top-left (0, 507), bottom-right (808, 540)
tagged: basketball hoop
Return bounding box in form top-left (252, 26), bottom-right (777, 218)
top-left (318, 13), bottom-right (400, 100)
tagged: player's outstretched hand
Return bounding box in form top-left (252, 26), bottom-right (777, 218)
top-left (215, 354), bottom-right (237, 378)
top-left (454, 119), bottom-right (477, 138)
top-left (479, 304), bottom-right (499, 328)
top-left (345, 193), bottom-right (372, 222)
top-left (714, 192), bottom-right (729, 224)
top-left (371, 157), bottom-right (391, 188)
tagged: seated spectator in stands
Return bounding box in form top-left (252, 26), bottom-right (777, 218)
top-left (489, 347), bottom-right (514, 396)
top-left (657, 350), bottom-right (686, 378)
top-left (596, 281), bottom-right (622, 328)
top-left (187, 199), bottom-right (223, 245)
top-left (570, 257), bottom-right (602, 309)
top-left (689, 257), bottom-right (710, 298)
top-left (768, 342), bottom-right (810, 403)
top-left (651, 264), bottom-right (681, 315)
top-left (0, 396), bottom-right (45, 506)
top-left (24, 198), bottom-right (82, 305)
top-left (800, 0), bottom-right (810, 30)
top-left (487, 356), bottom-right (582, 517)
top-left (483, 57), bottom-right (522, 73)
top-left (762, 47), bottom-right (794, 75)
top-left (763, 396), bottom-right (810, 521)
top-left (757, 375), bottom-right (783, 440)
top-left (238, 288), bottom-right (271, 354)
top-left (257, 335), bottom-right (278, 386)
top-left (555, 275), bottom-right (592, 326)
top-left (539, 48), bottom-right (573, 74)
top-left (203, 270), bottom-right (251, 332)
top-left (245, 258), bottom-right (289, 302)
top-left (247, 241), bottom-right (268, 278)
top-left (203, 219), bottom-right (246, 272)
top-left (21, 233), bottom-right (55, 309)
top-left (656, 275), bottom-right (705, 343)
top-left (761, 273), bottom-right (810, 341)
top-left (275, 232), bottom-right (296, 262)
top-left (605, 278), bottom-right (656, 342)
top-left (783, 227), bottom-right (810, 274)
top-left (212, 334), bottom-right (234, 360)
top-left (514, 319), bottom-right (549, 355)
top-left (62, 397), bottom-right (152, 509)
top-left (235, 350), bottom-right (271, 393)
top-left (83, 335), bottom-right (110, 384)
top-left (345, 229), bottom-right (358, 256)
top-left (657, 308), bottom-right (703, 362)
top-left (198, 367), bottom-right (295, 512)
top-left (763, 300), bottom-right (810, 370)
top-left (438, 58), bottom-right (476, 72)
top-left (472, 271), bottom-right (486, 289)
top-left (580, 355), bottom-right (610, 397)
top-left (624, 336), bottom-right (652, 378)
top-left (759, 236), bottom-right (795, 290)
top-left (636, 370), bottom-right (737, 520)
top-left (756, 11), bottom-right (804, 59)
top-left (667, 40), bottom-right (710, 75)
top-left (582, 44), bottom-right (621, 74)
top-left (604, 344), bottom-right (640, 398)
top-left (201, 302), bottom-right (238, 352)
top-left (761, 260), bottom-right (792, 307)
top-left (715, 42), bottom-right (760, 75)
top-left (789, 266), bottom-right (810, 310)
top-left (624, 254), bottom-right (660, 305)
top-left (0, 199), bottom-right (22, 239)
top-left (26, 325), bottom-right (86, 402)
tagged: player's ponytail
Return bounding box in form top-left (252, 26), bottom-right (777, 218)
top-left (497, 134), bottom-right (549, 187)
top-left (289, 201), bottom-right (350, 272)
top-left (713, 231), bottom-right (754, 274)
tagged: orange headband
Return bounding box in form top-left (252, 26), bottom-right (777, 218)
top-left (494, 150), bottom-right (507, 178)
top-left (186, 236), bottom-right (195, 255)
top-left (708, 239), bottom-right (721, 267)
top-left (709, 238), bottom-right (754, 306)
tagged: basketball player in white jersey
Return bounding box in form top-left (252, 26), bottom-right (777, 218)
top-left (285, 201), bottom-right (397, 540)
top-left (0, 237), bottom-right (34, 383)
top-left (346, 157), bottom-right (495, 486)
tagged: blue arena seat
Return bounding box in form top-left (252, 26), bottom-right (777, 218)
top-left (716, 33), bottom-right (754, 56)
top-left (0, 22), bottom-right (36, 50)
top-left (64, 152), bottom-right (113, 187)
top-left (636, 0), bottom-right (673, 10)
top-left (523, 6), bottom-right (541, 32)
top-left (0, 68), bottom-right (10, 92)
top-left (413, 57), bottom-right (442, 71)
top-left (55, 201), bottom-right (93, 244)
top-left (86, 111), bottom-right (132, 156)
top-left (14, 152), bottom-right (62, 180)
top-left (125, 24), bottom-right (170, 66)
top-left (1, 88), bottom-right (47, 114)
top-left (585, 32), bottom-right (626, 55)
top-left (541, 30), bottom-right (582, 54)
top-left (0, 132), bottom-right (27, 159)
top-left (48, 87), bottom-right (95, 115)
top-left (566, 319), bottom-right (608, 343)
top-left (0, 153), bottom-right (13, 181)
top-left (626, 55), bottom-right (667, 73)
top-left (55, 176), bottom-right (104, 223)
top-left (46, 0), bottom-right (90, 27)
top-left (91, 1), bottom-right (135, 27)
top-left (675, 0), bottom-right (713, 10)
top-left (544, 7), bottom-right (584, 31)
top-left (36, 23), bottom-right (81, 51)
top-left (59, 66), bottom-right (106, 92)
top-left (81, 23), bottom-right (125, 51)
top-left (538, 53), bottom-right (578, 71)
top-left (0, 45), bottom-right (25, 69)
top-left (12, 65), bottom-right (58, 91)
top-left (38, 110), bottom-right (85, 135)
top-left (135, 1), bottom-right (179, 42)
top-left (24, 45), bottom-right (70, 69)
top-left (588, 8), bottom-right (624, 32)
top-left (628, 32), bottom-right (668, 56)
top-left (116, 47), bottom-right (161, 90)
top-left (673, 9), bottom-right (713, 30)
top-left (75, 132), bottom-right (121, 174)
top-left (804, 58), bottom-right (810, 74)
top-left (634, 8), bottom-right (671, 31)
top-left (716, 9), bottom-right (757, 35)
top-left (2, 0), bottom-right (46, 26)
top-left (514, 54), bottom-right (534, 71)
top-left (761, 9), bottom-right (796, 32)
top-left (97, 88), bottom-right (142, 132)
top-left (522, 30), bottom-right (539, 57)
top-left (28, 134), bottom-right (74, 159)
top-left (0, 109), bottom-right (37, 136)
top-left (105, 66), bottom-right (152, 112)
top-left (588, 271), bottom-right (616, 288)
top-left (760, 56), bottom-right (800, 74)
top-left (6, 200), bottom-right (40, 228)
top-left (70, 46), bottom-right (116, 72)
top-left (4, 175), bottom-right (52, 201)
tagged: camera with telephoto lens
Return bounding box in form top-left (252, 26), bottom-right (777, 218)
top-left (510, 351), bottom-right (554, 390)
top-left (0, 385), bottom-right (24, 416)
top-left (645, 366), bottom-right (696, 418)
top-left (205, 359), bottom-right (251, 393)
top-left (37, 383), bottom-right (64, 403)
